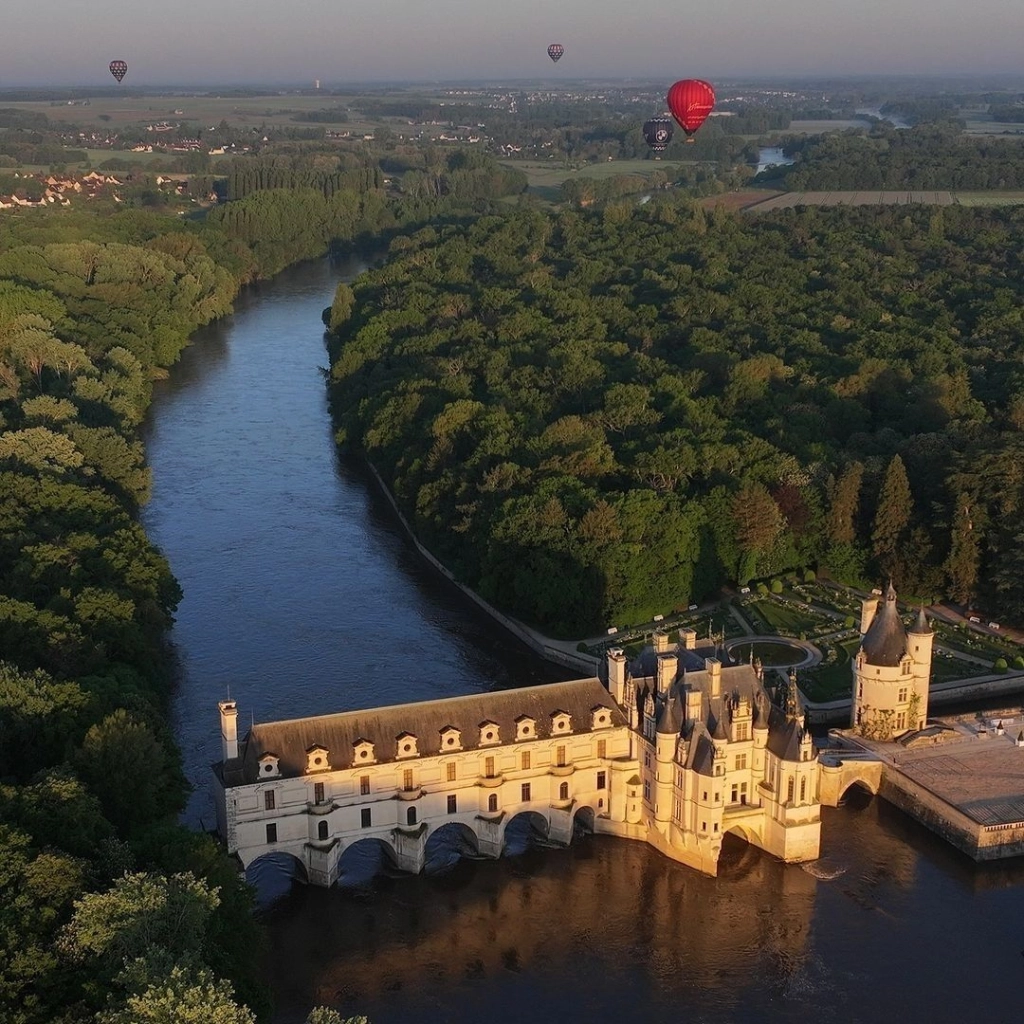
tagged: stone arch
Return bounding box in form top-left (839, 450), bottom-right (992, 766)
top-left (423, 821), bottom-right (481, 874)
top-left (572, 805), bottom-right (597, 841)
top-left (244, 850), bottom-right (308, 906)
top-left (839, 778), bottom-right (878, 802)
top-left (336, 836), bottom-right (400, 887)
top-left (502, 810), bottom-right (551, 856)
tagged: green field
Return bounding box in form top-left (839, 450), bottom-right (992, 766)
top-left (503, 157), bottom-right (686, 201)
top-left (954, 191), bottom-right (1024, 206)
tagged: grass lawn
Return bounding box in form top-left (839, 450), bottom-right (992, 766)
top-left (744, 597), bottom-right (825, 636)
top-left (955, 191), bottom-right (1024, 207)
top-left (929, 652), bottom-right (992, 685)
top-left (798, 637), bottom-right (861, 702)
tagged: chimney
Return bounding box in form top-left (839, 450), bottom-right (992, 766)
top-left (679, 628), bottom-right (697, 650)
top-left (684, 685), bottom-right (703, 726)
top-left (860, 595), bottom-right (879, 635)
top-left (219, 699), bottom-right (238, 761)
top-left (653, 630), bottom-right (669, 653)
top-left (705, 657), bottom-right (721, 698)
top-left (607, 648), bottom-right (627, 702)
top-left (656, 653), bottom-right (678, 696)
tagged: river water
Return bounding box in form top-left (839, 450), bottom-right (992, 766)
top-left (143, 257), bottom-right (1024, 1024)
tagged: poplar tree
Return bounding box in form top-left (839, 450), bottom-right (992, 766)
top-left (871, 455), bottom-right (912, 575)
top-left (827, 461), bottom-right (864, 545)
top-left (945, 493), bottom-right (980, 606)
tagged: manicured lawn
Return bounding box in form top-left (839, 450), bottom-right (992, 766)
top-left (798, 637), bottom-right (861, 702)
top-left (744, 598), bottom-right (824, 636)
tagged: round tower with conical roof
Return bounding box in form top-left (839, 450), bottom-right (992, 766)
top-left (851, 583), bottom-right (932, 739)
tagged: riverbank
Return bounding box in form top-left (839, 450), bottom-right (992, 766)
top-left (362, 461), bottom-right (600, 677)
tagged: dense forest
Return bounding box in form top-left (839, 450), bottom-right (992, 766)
top-left (327, 201), bottom-right (1024, 637)
top-left (757, 123), bottom-right (1024, 189)
top-left (0, 149), bottom-right (523, 1021)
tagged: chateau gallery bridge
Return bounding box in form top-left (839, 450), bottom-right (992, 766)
top-left (214, 628), bottom-right (825, 886)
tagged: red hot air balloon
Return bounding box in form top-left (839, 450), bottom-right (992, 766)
top-left (667, 79), bottom-right (715, 141)
top-left (547, 43), bottom-right (564, 63)
top-left (109, 60), bottom-right (128, 84)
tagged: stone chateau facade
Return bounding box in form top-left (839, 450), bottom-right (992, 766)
top-left (850, 583), bottom-right (934, 740)
top-left (214, 625), bottom-right (825, 883)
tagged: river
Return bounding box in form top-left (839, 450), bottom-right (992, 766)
top-left (143, 257), bottom-right (1024, 1024)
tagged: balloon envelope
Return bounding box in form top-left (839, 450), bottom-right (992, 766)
top-left (109, 60), bottom-right (128, 83)
top-left (643, 117), bottom-right (674, 152)
top-left (666, 79), bottom-right (715, 136)
top-left (547, 43), bottom-right (564, 63)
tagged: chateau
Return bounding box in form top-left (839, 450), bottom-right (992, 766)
top-left (850, 583), bottom-right (934, 740)
top-left (214, 625), bottom-right (825, 883)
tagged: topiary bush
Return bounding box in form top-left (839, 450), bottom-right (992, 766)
top-left (804, 569), bottom-right (816, 582)
top-left (994, 657), bottom-right (1008, 673)
top-left (771, 580), bottom-right (784, 594)
top-left (1013, 655), bottom-right (1024, 670)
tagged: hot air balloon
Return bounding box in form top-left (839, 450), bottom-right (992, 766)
top-left (643, 117), bottom-right (674, 153)
top-left (547, 43), bottom-right (564, 63)
top-left (666, 79), bottom-right (715, 141)
top-left (109, 60), bottom-right (128, 84)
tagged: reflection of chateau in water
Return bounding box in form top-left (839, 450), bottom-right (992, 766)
top-left (265, 834), bottom-right (820, 1022)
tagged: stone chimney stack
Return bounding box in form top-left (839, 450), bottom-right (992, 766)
top-left (607, 648), bottom-right (628, 704)
top-left (705, 657), bottom-right (722, 698)
top-left (219, 699), bottom-right (238, 761)
top-left (653, 630), bottom-right (669, 653)
top-left (656, 653), bottom-right (678, 696)
top-left (860, 594), bottom-right (880, 634)
top-left (684, 685), bottom-right (703, 726)
top-left (680, 628), bottom-right (697, 650)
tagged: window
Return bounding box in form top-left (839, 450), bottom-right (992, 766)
top-left (485, 756), bottom-right (495, 778)
top-left (521, 751), bottom-right (531, 771)
top-left (713, 823), bottom-right (719, 832)
top-left (317, 820), bottom-right (328, 841)
top-left (597, 739), bottom-right (607, 759)
top-left (597, 771), bottom-right (606, 790)
top-left (902, 661), bottom-right (911, 675)
top-left (264, 790), bottom-right (275, 811)
top-left (488, 793), bottom-right (498, 813)
top-left (735, 723), bottom-right (749, 741)
top-left (674, 798), bottom-right (681, 820)
top-left (701, 821), bottom-right (707, 832)
top-left (598, 798), bottom-right (604, 809)
top-left (360, 775), bottom-right (370, 796)
top-left (896, 712), bottom-right (907, 730)
top-left (644, 752), bottom-right (651, 768)
top-left (447, 794), bottom-right (457, 814)
top-left (361, 808), bottom-right (371, 828)
top-left (731, 785), bottom-right (738, 803)
top-left (787, 778), bottom-right (795, 804)
top-left (740, 783), bottom-right (748, 805)
top-left (735, 754), bottom-right (747, 771)
top-left (800, 778), bottom-right (807, 803)
top-left (559, 782), bottom-right (569, 801)
top-left (702, 791), bottom-right (707, 801)
top-left (266, 823), bottom-right (277, 844)
top-left (556, 745), bottom-right (566, 767)
top-left (407, 807), bottom-right (417, 826)
top-left (447, 762), bottom-right (457, 783)
top-left (643, 780), bottom-right (651, 801)
top-left (314, 782), bottom-right (324, 805)
top-left (521, 783), bottom-right (531, 802)
top-left (403, 769), bottom-right (414, 792)
top-left (898, 687), bottom-right (908, 703)
top-left (714, 793), bottom-right (719, 803)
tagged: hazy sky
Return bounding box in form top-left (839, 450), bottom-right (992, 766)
top-left (4, 0), bottom-right (1023, 86)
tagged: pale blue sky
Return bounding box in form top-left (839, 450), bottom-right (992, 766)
top-left (4, 0), bottom-right (1022, 86)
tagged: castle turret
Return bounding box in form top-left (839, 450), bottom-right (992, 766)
top-left (654, 690), bottom-right (682, 826)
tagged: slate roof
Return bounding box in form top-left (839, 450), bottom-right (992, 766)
top-left (909, 607), bottom-right (933, 635)
top-left (861, 583), bottom-right (908, 667)
top-left (225, 678), bottom-right (624, 784)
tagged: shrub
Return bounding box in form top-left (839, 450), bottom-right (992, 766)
top-left (1013, 655), bottom-right (1024, 670)
top-left (770, 580), bottom-right (784, 594)
top-left (994, 657), bottom-right (1008, 673)
top-left (804, 569), bottom-right (816, 582)
top-left (844, 615), bottom-right (856, 629)
top-left (756, 582), bottom-right (769, 596)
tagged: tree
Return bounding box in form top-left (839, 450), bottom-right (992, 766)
top-left (945, 493), bottom-right (979, 606)
top-left (827, 462), bottom-right (863, 545)
top-left (97, 964), bottom-right (255, 1024)
top-left (871, 455), bottom-right (912, 578)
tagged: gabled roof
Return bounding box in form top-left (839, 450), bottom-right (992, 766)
top-left (227, 678), bottom-right (625, 784)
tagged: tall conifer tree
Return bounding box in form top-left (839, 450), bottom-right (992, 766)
top-left (872, 455), bottom-right (912, 577)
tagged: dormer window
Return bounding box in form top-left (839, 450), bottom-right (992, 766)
top-left (352, 738), bottom-right (376, 765)
top-left (479, 721), bottom-right (500, 746)
top-left (439, 726), bottom-right (462, 751)
top-left (396, 732), bottom-right (419, 759)
top-left (258, 753), bottom-right (280, 778)
top-left (550, 711), bottom-right (572, 734)
top-left (305, 745), bottom-right (330, 774)
top-left (591, 706), bottom-right (612, 730)
top-left (515, 716), bottom-right (535, 741)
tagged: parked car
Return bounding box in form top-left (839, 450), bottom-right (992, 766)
top-left (988, 622), bottom-right (1001, 630)
top-left (968, 615), bottom-right (981, 624)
